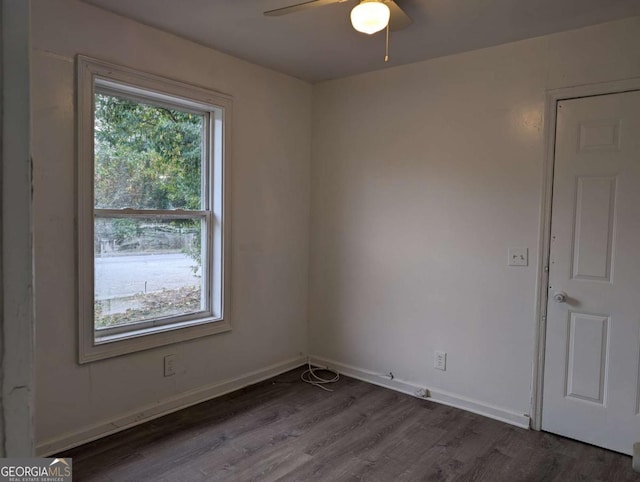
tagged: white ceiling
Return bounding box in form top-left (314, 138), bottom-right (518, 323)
top-left (82, 0), bottom-right (640, 82)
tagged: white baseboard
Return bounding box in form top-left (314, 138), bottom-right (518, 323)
top-left (38, 354), bottom-right (530, 456)
top-left (36, 356), bottom-right (307, 456)
top-left (309, 355), bottom-right (530, 430)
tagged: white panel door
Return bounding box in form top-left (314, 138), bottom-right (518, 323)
top-left (542, 90), bottom-right (640, 455)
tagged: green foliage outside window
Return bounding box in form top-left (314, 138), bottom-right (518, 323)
top-left (94, 93), bottom-right (204, 270)
top-left (94, 93), bottom-right (203, 210)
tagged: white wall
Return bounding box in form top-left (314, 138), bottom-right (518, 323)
top-left (32, 0), bottom-right (640, 452)
top-left (309, 16), bottom-right (640, 421)
top-left (32, 0), bottom-right (312, 452)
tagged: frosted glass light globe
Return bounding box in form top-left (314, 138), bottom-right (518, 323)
top-left (350, 1), bottom-right (391, 35)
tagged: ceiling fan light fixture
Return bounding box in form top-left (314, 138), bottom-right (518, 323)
top-left (350, 0), bottom-right (390, 35)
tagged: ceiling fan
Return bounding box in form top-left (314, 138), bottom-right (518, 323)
top-left (264, 0), bottom-right (412, 59)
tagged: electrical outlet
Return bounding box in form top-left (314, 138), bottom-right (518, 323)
top-left (415, 388), bottom-right (430, 398)
top-left (164, 354), bottom-right (177, 377)
top-left (434, 351), bottom-right (447, 371)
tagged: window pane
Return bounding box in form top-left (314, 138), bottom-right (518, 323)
top-left (94, 217), bottom-right (206, 329)
top-left (94, 92), bottom-right (204, 210)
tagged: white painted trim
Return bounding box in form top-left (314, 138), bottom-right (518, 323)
top-left (1, 0), bottom-right (34, 456)
top-left (310, 356), bottom-right (530, 430)
top-left (531, 77), bottom-right (640, 431)
top-left (36, 356), bottom-right (306, 456)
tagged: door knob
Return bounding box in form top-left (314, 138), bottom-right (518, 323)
top-left (553, 291), bottom-right (567, 303)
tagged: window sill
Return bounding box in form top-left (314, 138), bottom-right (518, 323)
top-left (79, 318), bottom-right (231, 364)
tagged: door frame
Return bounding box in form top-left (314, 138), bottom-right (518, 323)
top-left (1, 0), bottom-right (34, 456)
top-left (531, 77), bottom-right (640, 431)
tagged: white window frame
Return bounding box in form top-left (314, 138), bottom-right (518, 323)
top-left (77, 56), bottom-right (232, 363)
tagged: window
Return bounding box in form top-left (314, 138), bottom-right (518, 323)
top-left (77, 56), bottom-right (232, 362)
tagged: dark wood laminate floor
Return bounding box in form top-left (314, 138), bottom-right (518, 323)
top-left (61, 367), bottom-right (639, 481)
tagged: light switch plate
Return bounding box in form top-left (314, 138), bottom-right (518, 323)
top-left (508, 248), bottom-right (528, 266)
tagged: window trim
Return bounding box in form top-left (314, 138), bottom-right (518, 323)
top-left (77, 55), bottom-right (232, 363)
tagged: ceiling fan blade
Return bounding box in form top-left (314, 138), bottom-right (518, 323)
top-left (264, 0), bottom-right (347, 17)
top-left (386, 0), bottom-right (412, 31)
